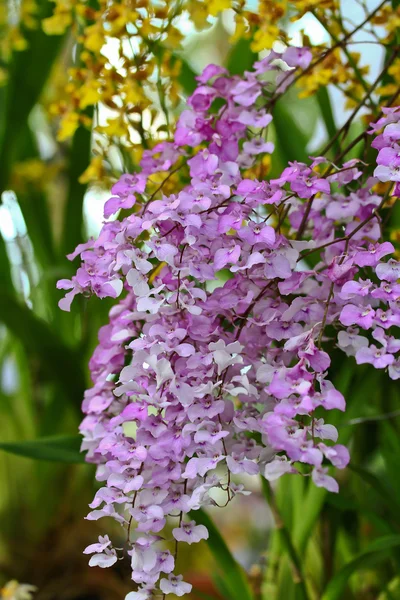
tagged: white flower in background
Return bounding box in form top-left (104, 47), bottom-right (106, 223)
top-left (1, 581), bottom-right (37, 600)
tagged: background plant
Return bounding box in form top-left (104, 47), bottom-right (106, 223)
top-left (1, 1), bottom-right (400, 599)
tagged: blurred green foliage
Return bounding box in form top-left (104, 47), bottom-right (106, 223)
top-left (1, 2), bottom-right (400, 600)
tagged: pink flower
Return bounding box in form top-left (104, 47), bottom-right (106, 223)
top-left (339, 304), bottom-right (375, 330)
top-left (160, 574), bottom-right (192, 597)
top-left (283, 46), bottom-right (312, 69)
top-left (238, 222), bottom-right (276, 246)
top-left (84, 535), bottom-right (118, 568)
top-left (312, 467), bottom-right (339, 493)
top-left (172, 521), bottom-right (209, 544)
top-left (57, 53), bottom-right (400, 598)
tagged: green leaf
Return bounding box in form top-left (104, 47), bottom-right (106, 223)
top-left (18, 189), bottom-right (57, 268)
top-left (272, 99), bottom-right (310, 166)
top-left (322, 535), bottom-right (400, 600)
top-left (261, 477), bottom-right (310, 600)
top-left (192, 590), bottom-right (220, 600)
top-left (14, 122), bottom-right (56, 267)
top-left (348, 464), bottom-right (400, 523)
top-left (189, 508), bottom-right (254, 600)
top-left (316, 87), bottom-right (340, 156)
top-left (0, 0), bottom-right (65, 190)
top-left (61, 119), bottom-right (93, 256)
top-left (0, 288), bottom-right (86, 406)
top-left (213, 573), bottom-right (234, 600)
top-left (0, 434), bottom-right (84, 463)
top-left (380, 421), bottom-right (400, 508)
top-left (294, 483), bottom-right (327, 553)
top-left (226, 38), bottom-right (257, 75)
top-left (178, 58), bottom-right (198, 96)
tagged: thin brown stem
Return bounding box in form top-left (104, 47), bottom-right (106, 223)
top-left (300, 195), bottom-right (388, 262)
top-left (269, 0), bottom-right (388, 106)
top-left (126, 464), bottom-right (144, 543)
top-left (311, 9), bottom-right (373, 99)
top-left (143, 162), bottom-right (185, 211)
top-left (318, 282), bottom-right (335, 349)
top-left (320, 46), bottom-right (400, 157)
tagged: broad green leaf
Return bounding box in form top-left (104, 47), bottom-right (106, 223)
top-left (380, 420), bottom-right (400, 509)
top-left (18, 189), bottom-right (57, 269)
top-left (61, 119), bottom-right (93, 257)
top-left (294, 482), bottom-right (327, 553)
top-left (348, 464), bottom-right (400, 523)
top-left (213, 573), bottom-right (234, 600)
top-left (178, 58), bottom-right (198, 96)
top-left (322, 535), bottom-right (400, 600)
top-left (262, 477), bottom-right (310, 600)
top-left (0, 434), bottom-right (84, 463)
top-left (345, 121), bottom-right (366, 161)
top-left (263, 526), bottom-right (281, 593)
top-left (192, 590), bottom-right (220, 600)
top-left (0, 0), bottom-right (65, 189)
top-left (189, 508), bottom-right (254, 600)
top-left (316, 87), bottom-right (340, 156)
top-left (275, 471), bottom-right (296, 529)
top-left (272, 99), bottom-right (309, 166)
top-left (226, 38), bottom-right (257, 75)
top-left (13, 122), bottom-right (56, 267)
top-left (331, 367), bottom-right (379, 440)
top-left (0, 288), bottom-right (86, 406)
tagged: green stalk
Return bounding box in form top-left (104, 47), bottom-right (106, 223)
top-left (261, 477), bottom-right (311, 600)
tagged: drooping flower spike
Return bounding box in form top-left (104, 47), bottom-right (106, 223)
top-left (59, 49), bottom-right (400, 598)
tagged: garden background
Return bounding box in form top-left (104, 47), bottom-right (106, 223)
top-left (1, 1), bottom-right (400, 599)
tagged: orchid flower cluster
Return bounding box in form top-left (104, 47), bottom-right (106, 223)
top-left (58, 48), bottom-right (400, 598)
top-left (372, 106), bottom-right (400, 196)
